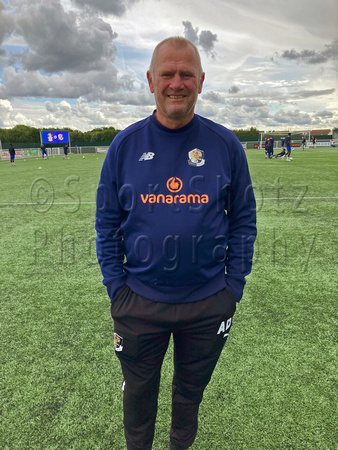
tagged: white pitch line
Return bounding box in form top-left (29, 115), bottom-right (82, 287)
top-left (0, 201), bottom-right (96, 206)
top-left (0, 197), bottom-right (338, 207)
top-left (256, 196), bottom-right (338, 200)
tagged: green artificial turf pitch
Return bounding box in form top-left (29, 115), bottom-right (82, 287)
top-left (1, 148), bottom-right (337, 449)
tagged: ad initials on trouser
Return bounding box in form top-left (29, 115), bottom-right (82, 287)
top-left (217, 318), bottom-right (232, 338)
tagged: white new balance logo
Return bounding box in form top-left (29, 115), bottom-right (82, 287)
top-left (139, 152), bottom-right (155, 161)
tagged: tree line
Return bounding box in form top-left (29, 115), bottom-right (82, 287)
top-left (0, 124), bottom-right (262, 147)
top-left (0, 125), bottom-right (121, 147)
top-left (231, 126), bottom-right (261, 141)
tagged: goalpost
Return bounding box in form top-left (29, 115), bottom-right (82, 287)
top-left (259, 130), bottom-right (311, 149)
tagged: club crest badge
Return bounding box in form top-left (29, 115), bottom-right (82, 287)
top-left (188, 148), bottom-right (205, 167)
top-left (114, 332), bottom-right (124, 352)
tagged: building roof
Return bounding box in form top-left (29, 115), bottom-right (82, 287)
top-left (311, 129), bottom-right (332, 135)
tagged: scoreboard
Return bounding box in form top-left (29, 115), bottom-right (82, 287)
top-left (41, 131), bottom-right (69, 144)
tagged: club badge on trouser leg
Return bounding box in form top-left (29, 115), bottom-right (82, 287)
top-left (114, 332), bottom-right (124, 352)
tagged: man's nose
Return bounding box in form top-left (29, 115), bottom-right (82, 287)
top-left (169, 75), bottom-right (184, 90)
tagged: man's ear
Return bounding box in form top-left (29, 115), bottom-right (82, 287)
top-left (198, 72), bottom-right (205, 94)
top-left (147, 71), bottom-right (155, 93)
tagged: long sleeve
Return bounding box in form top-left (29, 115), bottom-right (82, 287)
top-left (224, 138), bottom-right (257, 302)
top-left (95, 147), bottom-right (126, 301)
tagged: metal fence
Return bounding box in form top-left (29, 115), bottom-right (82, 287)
top-left (0, 146), bottom-right (109, 160)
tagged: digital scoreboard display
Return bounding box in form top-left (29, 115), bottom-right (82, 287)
top-left (41, 131), bottom-right (69, 144)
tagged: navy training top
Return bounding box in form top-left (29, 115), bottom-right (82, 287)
top-left (96, 113), bottom-right (257, 303)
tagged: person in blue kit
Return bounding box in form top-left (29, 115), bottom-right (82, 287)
top-left (63, 143), bottom-right (69, 159)
top-left (40, 144), bottom-right (48, 159)
top-left (9, 143), bottom-right (16, 165)
top-left (281, 136), bottom-right (285, 151)
top-left (269, 136), bottom-right (274, 157)
top-left (264, 136), bottom-right (269, 158)
top-left (96, 36), bottom-right (257, 450)
top-left (285, 132), bottom-right (293, 161)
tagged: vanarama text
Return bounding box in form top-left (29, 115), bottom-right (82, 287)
top-left (140, 193), bottom-right (209, 204)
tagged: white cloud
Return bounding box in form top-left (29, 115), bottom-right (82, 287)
top-left (72, 0), bottom-right (141, 16)
top-left (0, 0), bottom-right (337, 131)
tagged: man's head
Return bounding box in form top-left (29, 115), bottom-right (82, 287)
top-left (147, 37), bottom-right (205, 129)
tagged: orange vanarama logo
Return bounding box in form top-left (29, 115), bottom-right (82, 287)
top-left (140, 177), bottom-right (209, 205)
top-left (166, 177), bottom-right (183, 193)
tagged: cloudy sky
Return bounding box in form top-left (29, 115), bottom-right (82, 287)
top-left (0, 0), bottom-right (337, 132)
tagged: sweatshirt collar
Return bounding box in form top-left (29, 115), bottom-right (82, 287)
top-left (150, 110), bottom-right (198, 133)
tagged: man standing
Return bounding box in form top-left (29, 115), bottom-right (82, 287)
top-left (301, 136), bottom-right (306, 151)
top-left (96, 37), bottom-right (257, 450)
top-left (268, 136), bottom-right (274, 158)
top-left (264, 137), bottom-right (269, 158)
top-left (281, 136), bottom-right (285, 151)
top-left (285, 132), bottom-right (293, 161)
top-left (63, 143), bottom-right (69, 159)
top-left (40, 144), bottom-right (48, 159)
top-left (9, 143), bottom-right (15, 165)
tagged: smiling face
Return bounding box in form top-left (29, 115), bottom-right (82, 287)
top-left (147, 40), bottom-right (205, 129)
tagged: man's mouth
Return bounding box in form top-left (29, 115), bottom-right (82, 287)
top-left (168, 95), bottom-right (185, 99)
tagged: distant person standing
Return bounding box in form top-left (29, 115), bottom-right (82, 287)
top-left (41, 144), bottom-right (49, 159)
top-left (264, 137), bottom-right (269, 158)
top-left (301, 137), bottom-right (306, 151)
top-left (63, 143), bottom-right (69, 159)
top-left (268, 136), bottom-right (274, 158)
top-left (281, 136), bottom-right (285, 152)
top-left (311, 136), bottom-right (316, 148)
top-left (9, 144), bottom-right (15, 166)
top-left (285, 133), bottom-right (293, 161)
